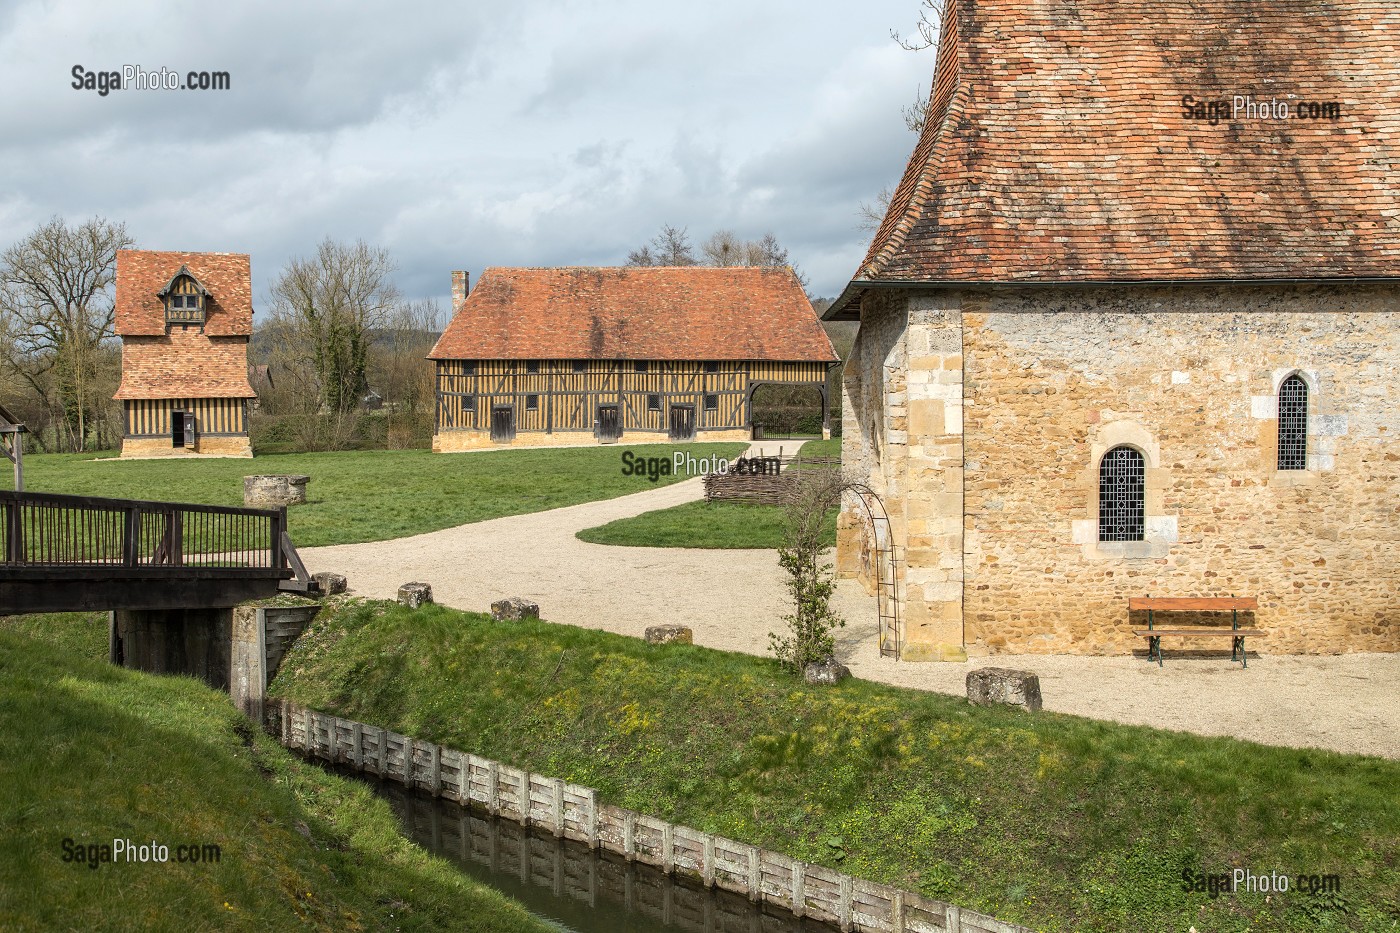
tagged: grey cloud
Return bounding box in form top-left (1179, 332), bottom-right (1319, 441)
top-left (2, 0), bottom-right (936, 306)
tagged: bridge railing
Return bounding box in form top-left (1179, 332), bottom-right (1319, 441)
top-left (1, 490), bottom-right (292, 575)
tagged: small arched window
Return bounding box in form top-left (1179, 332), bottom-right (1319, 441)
top-left (1277, 375), bottom-right (1308, 471)
top-left (1099, 446), bottom-right (1145, 542)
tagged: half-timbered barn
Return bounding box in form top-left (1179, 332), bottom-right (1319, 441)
top-left (428, 266), bottom-right (837, 450)
top-left (113, 251), bottom-right (257, 458)
top-left (827, 0), bottom-right (1399, 661)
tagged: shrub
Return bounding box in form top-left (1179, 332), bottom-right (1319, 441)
top-left (769, 470), bottom-right (849, 671)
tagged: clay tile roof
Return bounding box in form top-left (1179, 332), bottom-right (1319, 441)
top-left (115, 250), bottom-right (253, 336)
top-left (113, 341), bottom-right (258, 400)
top-left (428, 266), bottom-right (838, 363)
top-left (842, 0), bottom-right (1400, 305)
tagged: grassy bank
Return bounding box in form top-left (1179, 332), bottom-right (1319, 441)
top-left (576, 438), bottom-right (840, 549)
top-left (0, 614), bottom-right (555, 933)
top-left (269, 600), bottom-right (1399, 933)
top-left (7, 442), bottom-right (747, 547)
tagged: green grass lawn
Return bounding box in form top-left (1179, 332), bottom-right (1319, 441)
top-left (263, 599), bottom-right (1400, 933)
top-left (576, 438), bottom-right (841, 549)
top-left (7, 443), bottom-right (747, 548)
top-left (575, 499), bottom-right (837, 549)
top-left (793, 437), bottom-right (841, 459)
top-left (0, 613), bottom-right (554, 933)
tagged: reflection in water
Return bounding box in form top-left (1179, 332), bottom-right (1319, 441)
top-left (368, 776), bottom-right (840, 933)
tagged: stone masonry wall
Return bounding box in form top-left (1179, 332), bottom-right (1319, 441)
top-left (837, 291), bottom-right (967, 659)
top-left (836, 289), bottom-right (906, 588)
top-left (960, 284), bottom-right (1399, 656)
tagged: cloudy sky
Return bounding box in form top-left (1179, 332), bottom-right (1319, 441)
top-left (0, 1), bottom-right (933, 307)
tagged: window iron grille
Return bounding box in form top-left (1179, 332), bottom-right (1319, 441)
top-left (1099, 446), bottom-right (1145, 542)
top-left (1277, 375), bottom-right (1308, 471)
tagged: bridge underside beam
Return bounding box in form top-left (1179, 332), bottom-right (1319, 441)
top-left (0, 576), bottom-right (289, 614)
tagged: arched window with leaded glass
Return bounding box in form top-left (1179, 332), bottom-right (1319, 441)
top-left (1099, 445), bottom-right (1145, 542)
top-left (1277, 374), bottom-right (1308, 471)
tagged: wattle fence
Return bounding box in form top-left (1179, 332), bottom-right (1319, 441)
top-left (272, 701), bottom-right (1032, 933)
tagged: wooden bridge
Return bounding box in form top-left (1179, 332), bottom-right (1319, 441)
top-left (0, 489), bottom-right (315, 614)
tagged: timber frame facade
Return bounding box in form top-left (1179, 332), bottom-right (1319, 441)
top-left (429, 266), bottom-right (837, 450)
top-left (435, 359), bottom-right (830, 445)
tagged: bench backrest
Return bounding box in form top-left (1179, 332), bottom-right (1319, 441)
top-left (1128, 597), bottom-right (1258, 612)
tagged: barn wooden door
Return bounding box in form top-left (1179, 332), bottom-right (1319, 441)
top-left (597, 405), bottom-right (621, 443)
top-left (668, 404), bottom-right (695, 441)
top-left (490, 405), bottom-right (515, 442)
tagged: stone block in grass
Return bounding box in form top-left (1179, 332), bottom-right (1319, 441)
top-left (966, 667), bottom-right (1042, 711)
top-left (491, 597), bottom-right (540, 621)
top-left (398, 582), bottom-right (433, 609)
top-left (313, 572), bottom-right (347, 595)
top-left (644, 625), bottom-right (693, 645)
top-left (803, 657), bottom-right (851, 685)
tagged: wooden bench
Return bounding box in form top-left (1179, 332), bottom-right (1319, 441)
top-left (1129, 596), bottom-right (1263, 667)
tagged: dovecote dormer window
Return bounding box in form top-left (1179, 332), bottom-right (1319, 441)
top-left (159, 266), bottom-right (210, 329)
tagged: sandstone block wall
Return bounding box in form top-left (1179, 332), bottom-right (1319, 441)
top-left (961, 284), bottom-right (1398, 656)
top-left (839, 283), bottom-right (1399, 657)
top-left (119, 435), bottom-right (252, 458)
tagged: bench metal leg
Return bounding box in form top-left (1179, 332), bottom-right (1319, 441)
top-left (1233, 635), bottom-right (1246, 668)
top-left (1148, 635), bottom-right (1162, 666)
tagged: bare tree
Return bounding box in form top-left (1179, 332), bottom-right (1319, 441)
top-left (857, 186), bottom-right (895, 233)
top-left (371, 298), bottom-right (443, 448)
top-left (891, 0), bottom-right (946, 135)
top-left (625, 224), bottom-right (696, 267)
top-left (903, 92), bottom-right (932, 134)
top-left (0, 216), bottom-right (133, 451)
top-left (891, 0), bottom-right (946, 51)
top-left (268, 239), bottom-right (400, 414)
top-left (700, 229), bottom-right (744, 266)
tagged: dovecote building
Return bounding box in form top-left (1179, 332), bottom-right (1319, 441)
top-left (113, 250), bottom-right (256, 458)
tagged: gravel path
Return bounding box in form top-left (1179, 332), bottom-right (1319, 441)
top-left (303, 446), bottom-right (1399, 760)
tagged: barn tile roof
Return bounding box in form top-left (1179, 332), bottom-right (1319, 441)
top-left (115, 250), bottom-right (254, 336)
top-left (428, 266), bottom-right (837, 362)
top-left (832, 0), bottom-right (1400, 315)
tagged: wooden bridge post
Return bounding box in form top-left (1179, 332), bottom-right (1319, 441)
top-left (4, 498), bottom-right (20, 563)
top-left (169, 508), bottom-right (183, 566)
top-left (122, 506), bottom-right (140, 566)
top-left (270, 508), bottom-right (285, 571)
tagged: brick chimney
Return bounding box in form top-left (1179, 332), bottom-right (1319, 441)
top-left (451, 270), bottom-right (470, 307)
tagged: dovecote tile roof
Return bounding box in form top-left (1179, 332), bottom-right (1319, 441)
top-left (834, 0), bottom-right (1400, 314)
top-left (428, 266), bottom-right (838, 363)
top-left (115, 250), bottom-right (254, 336)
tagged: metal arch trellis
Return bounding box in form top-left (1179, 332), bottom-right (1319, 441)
top-left (842, 483), bottom-right (904, 660)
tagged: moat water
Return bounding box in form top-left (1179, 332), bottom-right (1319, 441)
top-left (351, 769), bottom-right (840, 933)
